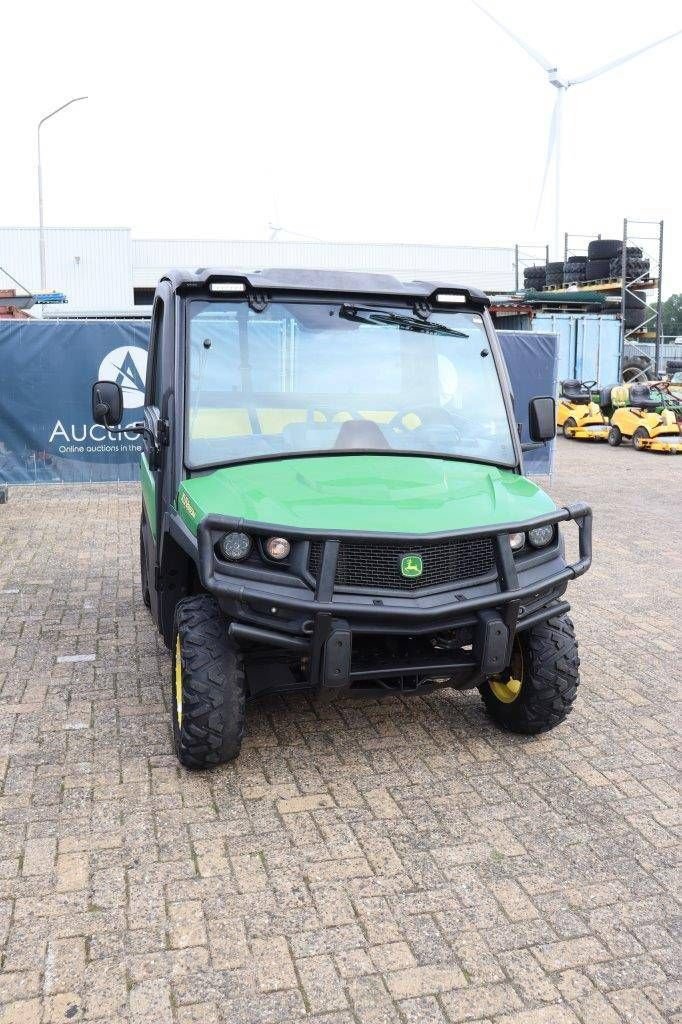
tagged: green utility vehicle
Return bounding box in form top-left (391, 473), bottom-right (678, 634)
top-left (92, 269), bottom-right (592, 768)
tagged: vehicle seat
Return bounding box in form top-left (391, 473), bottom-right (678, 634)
top-left (560, 379), bottom-right (590, 404)
top-left (628, 384), bottom-right (660, 411)
top-left (610, 385), bottom-right (630, 408)
top-left (333, 418), bottom-right (391, 450)
top-left (599, 385), bottom-right (616, 414)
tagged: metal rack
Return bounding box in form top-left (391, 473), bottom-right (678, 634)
top-left (562, 220), bottom-right (664, 375)
top-left (563, 233), bottom-right (602, 262)
top-left (619, 218), bottom-right (664, 375)
top-left (513, 244), bottom-right (549, 292)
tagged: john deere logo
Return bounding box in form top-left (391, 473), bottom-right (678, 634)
top-left (400, 554), bottom-right (423, 578)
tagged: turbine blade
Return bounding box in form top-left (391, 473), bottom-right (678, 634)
top-left (568, 29), bottom-right (682, 85)
top-left (534, 93), bottom-right (561, 229)
top-left (470, 1), bottom-right (555, 72)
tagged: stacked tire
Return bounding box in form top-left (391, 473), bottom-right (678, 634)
top-left (545, 261), bottom-right (565, 287)
top-left (609, 254), bottom-right (650, 282)
top-left (666, 359), bottom-right (682, 376)
top-left (523, 265), bottom-right (546, 290)
top-left (563, 256), bottom-right (587, 284)
top-left (623, 290), bottom-right (648, 331)
top-left (585, 239), bottom-right (621, 282)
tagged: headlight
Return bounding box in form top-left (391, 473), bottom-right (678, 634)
top-left (508, 532), bottom-right (525, 551)
top-left (265, 536), bottom-right (291, 560)
top-left (219, 531), bottom-right (252, 560)
top-left (527, 524), bottom-right (555, 548)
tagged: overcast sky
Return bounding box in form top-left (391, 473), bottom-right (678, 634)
top-left (2, 0), bottom-right (680, 292)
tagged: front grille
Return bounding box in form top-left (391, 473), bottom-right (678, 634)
top-left (308, 536), bottom-right (497, 591)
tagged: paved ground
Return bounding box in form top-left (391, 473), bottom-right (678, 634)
top-left (0, 439), bottom-right (680, 1024)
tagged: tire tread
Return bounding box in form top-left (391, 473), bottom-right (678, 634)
top-left (173, 594), bottom-right (245, 768)
top-left (480, 613), bottom-right (579, 735)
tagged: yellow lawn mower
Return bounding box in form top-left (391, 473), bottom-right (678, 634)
top-left (557, 379), bottom-right (610, 441)
top-left (607, 382), bottom-right (682, 454)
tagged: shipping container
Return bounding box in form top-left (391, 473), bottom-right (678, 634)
top-left (533, 313), bottom-right (621, 388)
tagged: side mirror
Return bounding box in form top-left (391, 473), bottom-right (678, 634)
top-left (92, 380), bottom-right (123, 426)
top-left (529, 396), bottom-right (556, 442)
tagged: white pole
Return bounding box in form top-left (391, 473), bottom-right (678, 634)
top-left (37, 96), bottom-right (88, 291)
top-left (553, 89), bottom-right (564, 260)
top-left (37, 129), bottom-right (46, 291)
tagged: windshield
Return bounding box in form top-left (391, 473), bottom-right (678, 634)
top-left (185, 300), bottom-right (516, 468)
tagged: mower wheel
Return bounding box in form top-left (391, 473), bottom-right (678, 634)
top-left (563, 416), bottom-right (577, 437)
top-left (608, 425), bottom-right (622, 446)
top-left (172, 594), bottom-right (246, 768)
top-left (633, 426), bottom-right (649, 451)
top-left (140, 516), bottom-right (151, 609)
top-left (479, 613), bottom-right (579, 735)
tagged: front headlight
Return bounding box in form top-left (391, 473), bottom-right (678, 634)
top-left (265, 536), bottom-right (291, 560)
top-left (508, 532), bottom-right (525, 551)
top-left (527, 524), bottom-right (555, 548)
top-left (219, 531), bottom-right (252, 560)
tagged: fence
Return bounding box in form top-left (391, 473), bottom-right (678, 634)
top-left (0, 319), bottom-right (149, 484)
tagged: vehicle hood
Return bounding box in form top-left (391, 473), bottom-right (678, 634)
top-left (176, 455), bottom-right (555, 535)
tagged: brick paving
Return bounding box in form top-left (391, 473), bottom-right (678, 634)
top-left (0, 438), bottom-right (680, 1024)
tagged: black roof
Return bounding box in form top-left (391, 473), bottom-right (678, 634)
top-left (160, 267), bottom-right (490, 307)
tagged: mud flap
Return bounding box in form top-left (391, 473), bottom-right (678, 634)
top-left (321, 625), bottom-right (352, 687)
top-left (475, 610), bottom-right (509, 676)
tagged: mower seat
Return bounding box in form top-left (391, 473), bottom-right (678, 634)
top-left (599, 385), bottom-right (616, 414)
top-left (560, 379), bottom-right (591, 404)
top-left (628, 384), bottom-right (660, 411)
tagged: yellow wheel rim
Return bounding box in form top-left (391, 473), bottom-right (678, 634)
top-left (174, 635), bottom-right (183, 728)
top-left (489, 642), bottom-right (524, 704)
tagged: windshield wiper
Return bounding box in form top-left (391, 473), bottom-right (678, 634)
top-left (339, 304), bottom-right (469, 337)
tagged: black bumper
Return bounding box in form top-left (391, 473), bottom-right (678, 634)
top-left (189, 502), bottom-right (592, 693)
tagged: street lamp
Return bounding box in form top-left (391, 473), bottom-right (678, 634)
top-left (37, 96), bottom-right (88, 290)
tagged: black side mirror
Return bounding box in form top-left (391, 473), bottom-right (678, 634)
top-left (92, 380), bottom-right (123, 426)
top-left (529, 396), bottom-right (556, 442)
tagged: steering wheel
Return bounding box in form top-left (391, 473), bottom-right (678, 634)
top-left (388, 406), bottom-right (463, 439)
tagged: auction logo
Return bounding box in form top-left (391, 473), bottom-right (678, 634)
top-left (98, 346), bottom-right (148, 409)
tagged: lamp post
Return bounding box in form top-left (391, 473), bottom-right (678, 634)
top-left (37, 96), bottom-right (88, 290)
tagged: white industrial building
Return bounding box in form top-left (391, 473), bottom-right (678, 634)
top-left (0, 227), bottom-right (517, 312)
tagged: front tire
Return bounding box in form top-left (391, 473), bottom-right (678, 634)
top-left (479, 613), bottom-right (579, 735)
top-left (563, 416), bottom-right (577, 438)
top-left (172, 594), bottom-right (246, 768)
top-left (608, 425), bottom-right (622, 446)
top-left (633, 426), bottom-right (649, 451)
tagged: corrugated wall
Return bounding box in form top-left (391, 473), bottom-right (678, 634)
top-left (132, 239), bottom-right (516, 290)
top-left (1, 228), bottom-right (517, 309)
top-left (0, 227), bottom-right (133, 310)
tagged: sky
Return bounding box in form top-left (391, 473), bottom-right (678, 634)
top-left (1, 0), bottom-right (680, 292)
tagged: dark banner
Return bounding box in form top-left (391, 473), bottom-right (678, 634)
top-left (0, 320), bottom-right (555, 484)
top-left (498, 330), bottom-right (557, 476)
top-left (0, 320), bottom-right (149, 483)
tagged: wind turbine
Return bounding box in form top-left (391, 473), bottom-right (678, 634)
top-left (472, 2), bottom-right (681, 256)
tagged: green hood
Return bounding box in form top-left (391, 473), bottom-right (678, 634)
top-left (176, 455), bottom-right (555, 535)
